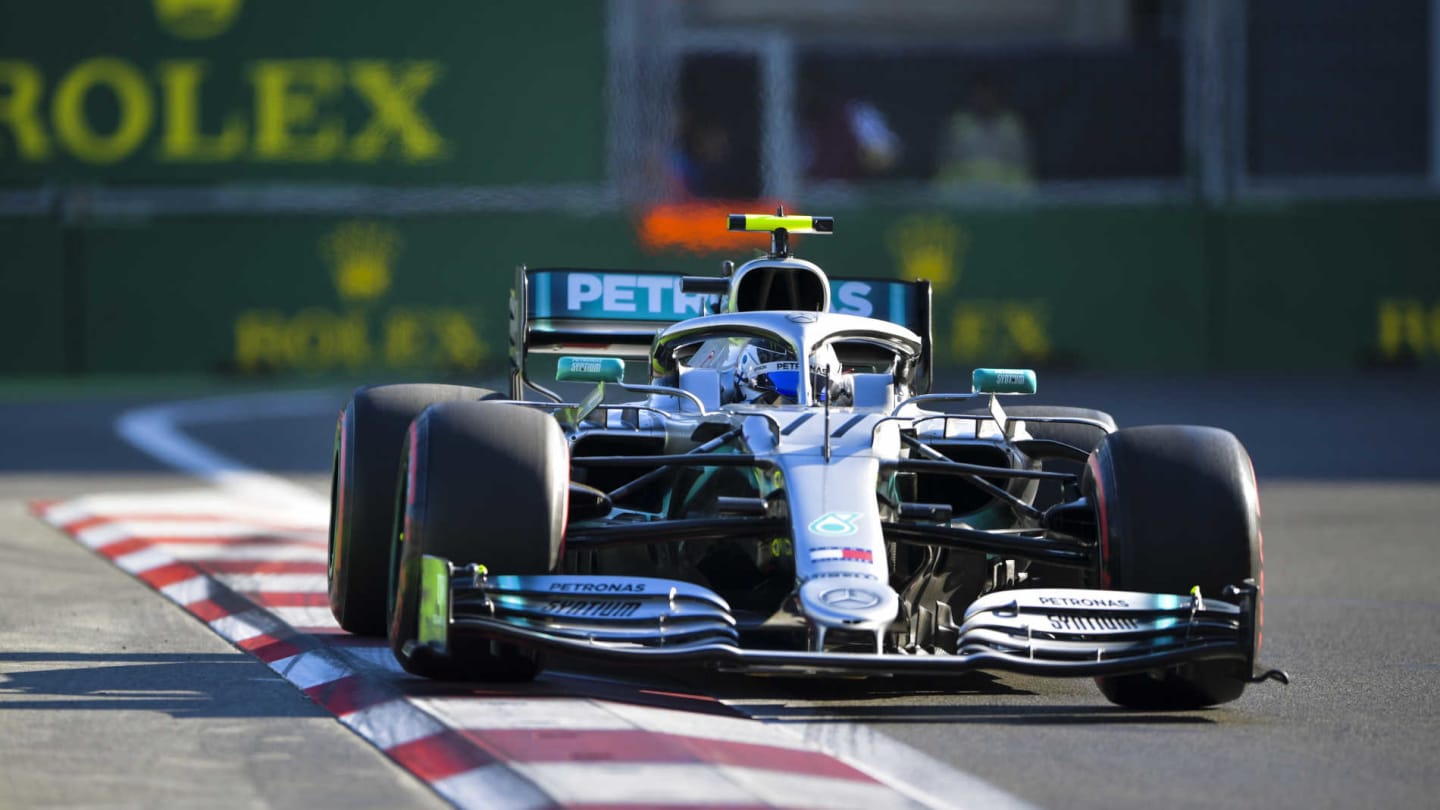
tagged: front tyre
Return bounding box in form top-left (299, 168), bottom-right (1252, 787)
top-left (1083, 425), bottom-right (1263, 709)
top-left (328, 384), bottom-right (502, 635)
top-left (389, 401), bottom-right (568, 681)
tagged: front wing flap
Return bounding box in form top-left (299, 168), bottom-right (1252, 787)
top-left (425, 558), bottom-right (1268, 679)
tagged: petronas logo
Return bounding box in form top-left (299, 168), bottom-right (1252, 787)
top-left (888, 215), bottom-right (968, 294)
top-left (808, 512), bottom-right (860, 536)
top-left (153, 0), bottom-right (244, 40)
top-left (323, 221), bottom-right (399, 303)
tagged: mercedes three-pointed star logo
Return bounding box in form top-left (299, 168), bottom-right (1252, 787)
top-left (819, 587), bottom-right (881, 610)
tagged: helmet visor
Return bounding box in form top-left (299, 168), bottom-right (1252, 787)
top-left (748, 361), bottom-right (801, 399)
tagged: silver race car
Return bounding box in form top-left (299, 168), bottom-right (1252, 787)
top-left (327, 212), bottom-right (1286, 709)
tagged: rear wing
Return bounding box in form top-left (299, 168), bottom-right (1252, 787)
top-left (509, 267), bottom-right (932, 399)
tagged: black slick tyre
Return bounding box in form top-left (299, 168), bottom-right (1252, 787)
top-left (1083, 425), bottom-right (1263, 709)
top-left (327, 383), bottom-right (500, 635)
top-left (389, 400), bottom-right (568, 681)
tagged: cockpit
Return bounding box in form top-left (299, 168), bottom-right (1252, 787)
top-left (670, 334), bottom-right (843, 406)
top-left (653, 312), bottom-right (922, 409)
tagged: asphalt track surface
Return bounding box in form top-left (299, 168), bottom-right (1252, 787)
top-left (2, 371), bottom-right (1438, 808)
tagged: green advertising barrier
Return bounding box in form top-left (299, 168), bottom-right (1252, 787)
top-left (15, 200), bottom-right (1440, 377)
top-left (790, 205), bottom-right (1210, 369)
top-left (643, 204), bottom-right (1210, 368)
top-left (3, 4), bottom-right (1438, 378)
top-left (75, 214), bottom-right (646, 374)
top-left (0, 1), bottom-right (604, 186)
top-left (70, 205), bottom-right (1211, 375)
top-left (0, 218), bottom-right (66, 373)
top-left (1217, 200), bottom-right (1440, 368)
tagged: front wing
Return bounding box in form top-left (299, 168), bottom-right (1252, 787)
top-left (415, 556), bottom-right (1275, 680)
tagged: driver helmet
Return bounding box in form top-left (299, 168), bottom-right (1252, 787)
top-left (734, 340), bottom-right (850, 405)
top-left (735, 340), bottom-right (802, 404)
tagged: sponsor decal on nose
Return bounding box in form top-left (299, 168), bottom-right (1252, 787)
top-left (809, 547), bottom-right (874, 564)
top-left (808, 511), bottom-right (860, 536)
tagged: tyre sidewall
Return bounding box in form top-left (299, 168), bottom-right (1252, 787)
top-left (1085, 425), bottom-right (1262, 709)
top-left (328, 383), bottom-right (499, 635)
top-left (389, 401), bottom-right (568, 680)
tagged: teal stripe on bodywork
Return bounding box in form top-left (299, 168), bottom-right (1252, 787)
top-left (890, 282), bottom-right (906, 326)
top-left (534, 272), bottom-right (552, 319)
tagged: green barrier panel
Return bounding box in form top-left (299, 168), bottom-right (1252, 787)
top-left (72, 205), bottom-right (1213, 375)
top-left (63, 200), bottom-right (1440, 376)
top-left (0, 218), bottom-right (66, 373)
top-left (0, 1), bottom-right (604, 186)
top-left (721, 204), bottom-right (1210, 370)
top-left (1217, 200), bottom-right (1440, 368)
top-left (77, 213), bottom-right (648, 374)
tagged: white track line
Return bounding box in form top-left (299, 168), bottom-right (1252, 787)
top-left (115, 391), bottom-right (334, 524)
top-left (112, 390), bottom-right (1036, 810)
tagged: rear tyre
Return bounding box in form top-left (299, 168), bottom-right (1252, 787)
top-left (1083, 425), bottom-right (1263, 709)
top-left (328, 384), bottom-right (501, 635)
top-left (389, 401), bottom-right (568, 681)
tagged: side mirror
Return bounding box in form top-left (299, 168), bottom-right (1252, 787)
top-left (556, 356), bottom-right (625, 383)
top-left (972, 368), bottom-right (1037, 395)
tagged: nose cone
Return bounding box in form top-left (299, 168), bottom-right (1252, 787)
top-left (798, 576), bottom-right (899, 632)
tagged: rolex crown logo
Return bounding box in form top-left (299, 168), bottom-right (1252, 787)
top-left (153, 0), bottom-right (244, 40)
top-left (889, 215), bottom-right (967, 294)
top-left (323, 221), bottom-right (400, 303)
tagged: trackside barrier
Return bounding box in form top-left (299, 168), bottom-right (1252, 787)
top-left (2, 201), bottom-right (1438, 375)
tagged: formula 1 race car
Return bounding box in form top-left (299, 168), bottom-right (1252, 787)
top-left (327, 212), bottom-right (1286, 709)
